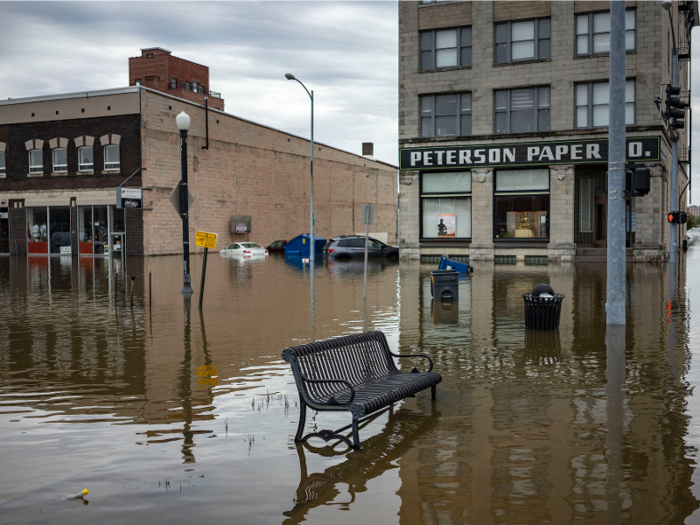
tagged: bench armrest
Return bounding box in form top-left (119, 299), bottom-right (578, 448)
top-left (389, 352), bottom-right (434, 373)
top-left (300, 376), bottom-right (356, 405)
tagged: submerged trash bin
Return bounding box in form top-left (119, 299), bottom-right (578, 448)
top-left (521, 283), bottom-right (564, 330)
top-left (437, 256), bottom-right (473, 275)
top-left (431, 269), bottom-right (459, 301)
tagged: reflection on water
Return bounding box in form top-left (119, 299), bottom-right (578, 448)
top-left (0, 251), bottom-right (698, 523)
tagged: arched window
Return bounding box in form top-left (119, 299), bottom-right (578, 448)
top-left (104, 145), bottom-right (120, 170)
top-left (52, 147), bottom-right (67, 172)
top-left (78, 147), bottom-right (94, 171)
top-left (29, 150), bottom-right (43, 173)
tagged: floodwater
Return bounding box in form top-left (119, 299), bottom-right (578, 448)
top-left (0, 248), bottom-right (698, 524)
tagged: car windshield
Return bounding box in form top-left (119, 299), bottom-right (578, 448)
top-left (241, 243), bottom-right (261, 249)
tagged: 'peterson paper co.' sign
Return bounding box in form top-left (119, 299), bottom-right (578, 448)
top-left (400, 137), bottom-right (660, 170)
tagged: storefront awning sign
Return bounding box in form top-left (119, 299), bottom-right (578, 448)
top-left (117, 187), bottom-right (143, 209)
top-left (195, 231), bottom-right (217, 249)
top-left (399, 137), bottom-right (660, 170)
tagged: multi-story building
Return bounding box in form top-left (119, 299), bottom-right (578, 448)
top-left (129, 47), bottom-right (225, 111)
top-left (398, 0), bottom-right (697, 262)
top-left (0, 50), bottom-right (397, 257)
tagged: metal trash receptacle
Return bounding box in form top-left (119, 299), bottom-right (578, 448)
top-left (521, 292), bottom-right (565, 330)
top-left (431, 269), bottom-right (459, 301)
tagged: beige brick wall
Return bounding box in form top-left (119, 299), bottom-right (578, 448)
top-left (494, 1), bottom-right (551, 22)
top-left (574, 1), bottom-right (636, 14)
top-left (399, 0), bottom-right (682, 261)
top-left (418, 1), bottom-right (472, 30)
top-left (140, 90), bottom-right (397, 255)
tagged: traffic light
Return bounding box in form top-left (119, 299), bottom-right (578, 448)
top-left (668, 211), bottom-right (687, 224)
top-left (624, 164), bottom-right (651, 197)
top-left (664, 85), bottom-right (687, 130)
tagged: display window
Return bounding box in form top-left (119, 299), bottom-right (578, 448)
top-left (421, 171), bottom-right (472, 240)
top-left (0, 207), bottom-right (9, 254)
top-left (49, 207), bottom-right (71, 254)
top-left (27, 207), bottom-right (49, 254)
top-left (494, 169), bottom-right (550, 240)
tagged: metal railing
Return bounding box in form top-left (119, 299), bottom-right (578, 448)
top-left (167, 82), bottom-right (221, 99)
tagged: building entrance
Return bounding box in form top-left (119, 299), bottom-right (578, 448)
top-left (0, 207), bottom-right (8, 254)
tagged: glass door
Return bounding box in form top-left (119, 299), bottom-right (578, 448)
top-left (94, 206), bottom-right (109, 255)
top-left (0, 207), bottom-right (8, 254)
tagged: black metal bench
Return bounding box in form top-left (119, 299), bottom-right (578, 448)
top-left (282, 331), bottom-right (442, 450)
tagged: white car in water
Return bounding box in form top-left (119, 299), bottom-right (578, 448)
top-left (219, 242), bottom-right (269, 257)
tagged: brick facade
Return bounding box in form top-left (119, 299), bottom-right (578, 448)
top-left (129, 48), bottom-right (225, 111)
top-left (8, 199), bottom-right (26, 255)
top-left (399, 0), bottom-right (692, 262)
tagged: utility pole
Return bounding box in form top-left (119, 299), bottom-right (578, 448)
top-left (606, 0), bottom-right (626, 325)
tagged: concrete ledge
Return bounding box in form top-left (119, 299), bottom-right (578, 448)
top-left (469, 243), bottom-right (495, 261)
top-left (548, 242), bottom-right (576, 262)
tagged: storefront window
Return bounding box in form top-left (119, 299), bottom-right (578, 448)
top-left (94, 206), bottom-right (108, 255)
top-left (0, 208), bottom-right (9, 253)
top-left (421, 171), bottom-right (472, 239)
top-left (494, 169), bottom-right (549, 239)
top-left (27, 207), bottom-right (48, 254)
top-left (49, 207), bottom-right (71, 254)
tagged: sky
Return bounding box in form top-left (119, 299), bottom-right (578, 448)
top-left (0, 1), bottom-right (399, 164)
top-left (1, 1), bottom-right (700, 203)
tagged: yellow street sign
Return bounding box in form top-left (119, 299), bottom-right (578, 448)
top-left (195, 231), bottom-right (218, 249)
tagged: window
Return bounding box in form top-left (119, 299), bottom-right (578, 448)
top-left (135, 79), bottom-right (142, 86)
top-left (421, 171), bottom-right (472, 239)
top-left (495, 18), bottom-right (551, 63)
top-left (52, 148), bottom-right (67, 172)
top-left (29, 149), bottom-right (43, 173)
top-left (104, 145), bottom-right (120, 170)
top-left (78, 147), bottom-right (94, 171)
top-left (575, 80), bottom-right (635, 128)
top-left (494, 169), bottom-right (549, 240)
top-left (0, 152), bottom-right (5, 175)
top-left (494, 86), bottom-right (550, 134)
top-left (170, 78), bottom-right (177, 88)
top-left (420, 93), bottom-right (471, 137)
top-left (184, 82), bottom-right (191, 91)
top-left (420, 27), bottom-right (471, 70)
top-left (147, 53), bottom-right (154, 58)
top-left (576, 9), bottom-right (635, 55)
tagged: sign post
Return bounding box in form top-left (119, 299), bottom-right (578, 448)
top-left (195, 231), bottom-right (218, 308)
top-left (361, 204), bottom-right (375, 301)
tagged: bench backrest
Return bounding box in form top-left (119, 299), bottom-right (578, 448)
top-left (283, 331), bottom-right (399, 394)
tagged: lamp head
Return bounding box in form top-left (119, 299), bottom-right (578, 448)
top-left (285, 73), bottom-right (295, 80)
top-left (662, 0), bottom-right (673, 11)
top-left (176, 111), bottom-right (191, 131)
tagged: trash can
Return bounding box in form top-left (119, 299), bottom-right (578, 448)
top-left (521, 283), bottom-right (564, 330)
top-left (431, 269), bottom-right (459, 301)
top-left (438, 256), bottom-right (473, 275)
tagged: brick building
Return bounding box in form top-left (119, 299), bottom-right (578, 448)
top-left (129, 47), bottom-right (225, 111)
top-left (0, 54), bottom-right (397, 257)
top-left (398, 0), bottom-right (697, 262)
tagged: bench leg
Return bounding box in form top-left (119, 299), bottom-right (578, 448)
top-left (351, 415), bottom-right (363, 451)
top-left (431, 384), bottom-right (436, 400)
top-left (295, 399), bottom-right (307, 442)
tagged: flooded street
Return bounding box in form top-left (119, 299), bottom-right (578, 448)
top-left (1, 249), bottom-right (699, 523)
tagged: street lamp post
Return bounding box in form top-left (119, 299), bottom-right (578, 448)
top-left (176, 111), bottom-right (194, 296)
top-left (285, 73), bottom-right (315, 268)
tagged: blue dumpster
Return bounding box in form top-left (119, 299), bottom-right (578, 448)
top-left (284, 234), bottom-right (326, 258)
top-left (438, 256), bottom-right (473, 275)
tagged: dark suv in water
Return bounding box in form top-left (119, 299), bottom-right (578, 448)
top-left (326, 236), bottom-right (399, 259)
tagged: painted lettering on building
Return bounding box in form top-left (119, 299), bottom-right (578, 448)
top-left (399, 137), bottom-right (660, 170)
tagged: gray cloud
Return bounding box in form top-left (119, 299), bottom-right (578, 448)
top-left (0, 1), bottom-right (398, 164)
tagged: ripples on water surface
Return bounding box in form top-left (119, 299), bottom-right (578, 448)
top-left (0, 251), bottom-right (699, 523)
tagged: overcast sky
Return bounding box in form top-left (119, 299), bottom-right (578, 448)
top-left (1, 2), bottom-right (700, 203)
top-left (0, 1), bottom-right (398, 163)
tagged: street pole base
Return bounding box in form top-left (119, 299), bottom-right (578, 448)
top-left (182, 273), bottom-right (194, 296)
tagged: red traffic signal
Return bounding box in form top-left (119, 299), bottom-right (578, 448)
top-left (669, 212), bottom-right (679, 224)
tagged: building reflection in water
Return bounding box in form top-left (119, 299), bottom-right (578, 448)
top-left (0, 253), bottom-right (699, 522)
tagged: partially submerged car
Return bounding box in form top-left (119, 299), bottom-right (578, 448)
top-left (220, 242), bottom-right (268, 257)
top-left (326, 236), bottom-right (399, 259)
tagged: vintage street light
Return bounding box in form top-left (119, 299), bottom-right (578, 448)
top-left (285, 73), bottom-right (315, 268)
top-left (176, 111), bottom-right (194, 296)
